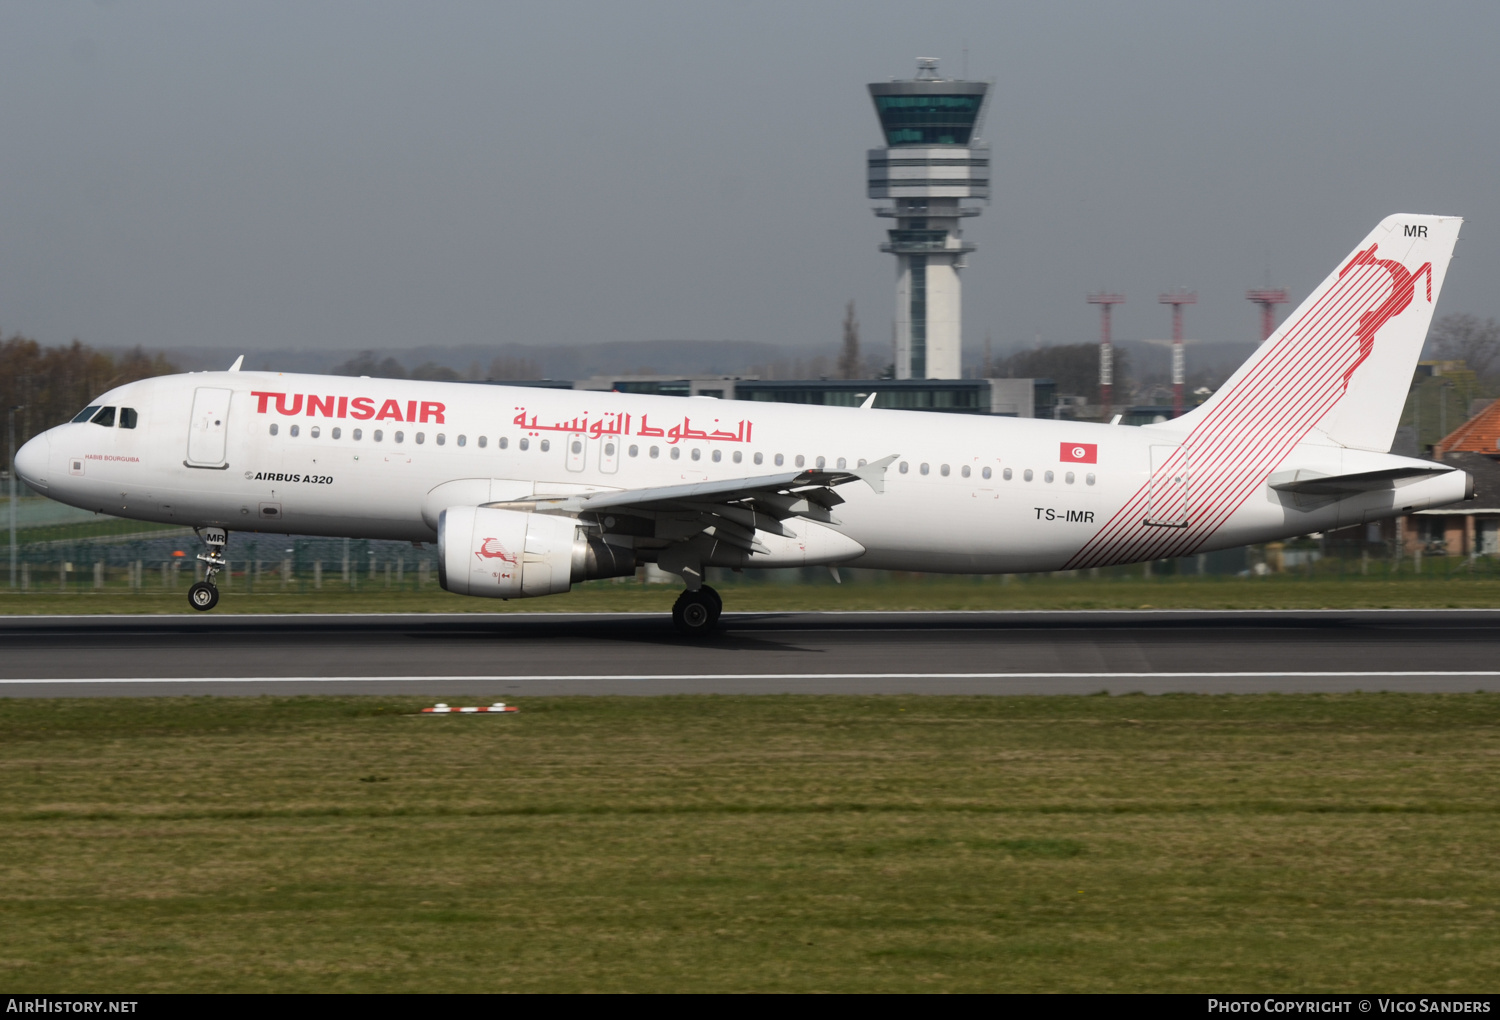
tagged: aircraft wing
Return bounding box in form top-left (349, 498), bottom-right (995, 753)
top-left (485, 455), bottom-right (897, 554)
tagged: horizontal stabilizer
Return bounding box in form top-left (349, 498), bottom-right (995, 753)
top-left (1268, 465), bottom-right (1452, 496)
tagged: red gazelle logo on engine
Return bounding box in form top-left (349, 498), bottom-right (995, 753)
top-left (250, 391), bottom-right (446, 423)
top-left (475, 538), bottom-right (517, 565)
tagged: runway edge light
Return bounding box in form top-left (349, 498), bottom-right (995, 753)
top-left (421, 703), bottom-right (518, 714)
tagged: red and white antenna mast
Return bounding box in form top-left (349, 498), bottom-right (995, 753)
top-left (1246, 288), bottom-right (1288, 343)
top-left (1087, 292), bottom-right (1125, 415)
top-left (1158, 290), bottom-right (1196, 418)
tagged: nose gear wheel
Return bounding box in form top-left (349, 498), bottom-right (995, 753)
top-left (188, 581), bottom-right (219, 612)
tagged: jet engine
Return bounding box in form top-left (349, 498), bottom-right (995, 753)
top-left (438, 506), bottom-right (634, 598)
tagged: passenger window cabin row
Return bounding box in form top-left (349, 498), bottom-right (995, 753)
top-left (260, 420), bottom-right (1098, 486)
top-left (898, 460), bottom-right (1096, 486)
top-left (69, 403), bottom-right (1099, 488)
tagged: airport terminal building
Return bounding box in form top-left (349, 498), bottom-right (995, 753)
top-left (570, 375), bottom-right (1055, 419)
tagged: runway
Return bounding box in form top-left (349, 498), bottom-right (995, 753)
top-left (0, 609), bottom-right (1497, 697)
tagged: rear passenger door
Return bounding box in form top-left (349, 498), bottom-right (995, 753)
top-left (1145, 445), bottom-right (1188, 527)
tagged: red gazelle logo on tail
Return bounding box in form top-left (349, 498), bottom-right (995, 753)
top-left (1337, 245), bottom-right (1433, 389)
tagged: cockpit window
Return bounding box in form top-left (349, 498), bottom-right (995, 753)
top-left (72, 406), bottom-right (101, 423)
top-left (90, 406), bottom-right (116, 428)
top-left (119, 408), bottom-right (138, 429)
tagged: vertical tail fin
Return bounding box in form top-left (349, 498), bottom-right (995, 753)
top-left (1064, 215), bottom-right (1461, 572)
top-left (1166, 214), bottom-right (1461, 452)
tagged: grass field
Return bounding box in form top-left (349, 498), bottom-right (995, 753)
top-left (1, 693), bottom-right (1497, 992)
top-left (2, 572), bottom-right (1500, 615)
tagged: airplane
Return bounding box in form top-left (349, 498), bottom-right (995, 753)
top-left (12, 214), bottom-right (1473, 635)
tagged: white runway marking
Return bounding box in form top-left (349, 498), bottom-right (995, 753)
top-left (3, 671), bottom-right (1499, 685)
top-left (6, 607), bottom-right (1500, 620)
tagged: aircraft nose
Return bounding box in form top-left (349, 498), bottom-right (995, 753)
top-left (13, 433), bottom-right (50, 492)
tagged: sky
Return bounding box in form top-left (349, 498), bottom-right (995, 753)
top-left (1, 1), bottom-right (1498, 361)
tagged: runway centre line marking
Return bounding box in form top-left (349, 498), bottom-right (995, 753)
top-left (3, 671), bottom-right (1500, 685)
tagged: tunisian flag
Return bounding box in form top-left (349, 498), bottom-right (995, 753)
top-left (1060, 442), bottom-right (1098, 464)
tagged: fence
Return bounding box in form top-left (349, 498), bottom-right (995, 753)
top-left (6, 533), bottom-right (438, 595)
top-left (3, 497), bottom-right (1498, 597)
top-left (1, 496), bottom-right (441, 596)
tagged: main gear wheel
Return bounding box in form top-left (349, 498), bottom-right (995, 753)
top-left (672, 586), bottom-right (722, 637)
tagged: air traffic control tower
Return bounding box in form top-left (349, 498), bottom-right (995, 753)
top-left (869, 59), bottom-right (990, 379)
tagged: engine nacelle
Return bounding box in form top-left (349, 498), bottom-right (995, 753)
top-left (438, 506), bottom-right (634, 598)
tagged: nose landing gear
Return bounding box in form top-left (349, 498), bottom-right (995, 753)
top-left (672, 585), bottom-right (722, 637)
top-left (189, 526), bottom-right (229, 612)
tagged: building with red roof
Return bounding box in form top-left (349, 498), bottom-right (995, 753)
top-left (1405, 399), bottom-right (1500, 557)
top-left (1436, 398), bottom-right (1500, 458)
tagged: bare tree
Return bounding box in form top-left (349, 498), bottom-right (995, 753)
top-left (486, 355), bottom-right (541, 380)
top-left (0, 335), bottom-right (176, 443)
top-left (410, 361), bottom-right (460, 381)
top-left (748, 353), bottom-right (833, 380)
top-left (331, 351), bottom-right (408, 379)
top-left (1429, 314), bottom-right (1500, 389)
top-left (992, 342), bottom-right (1129, 399)
top-left (837, 301), bottom-right (861, 379)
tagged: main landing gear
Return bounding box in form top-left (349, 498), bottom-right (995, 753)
top-left (672, 585), bottom-right (722, 638)
top-left (189, 526), bottom-right (229, 613)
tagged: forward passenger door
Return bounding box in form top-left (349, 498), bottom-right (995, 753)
top-left (186, 387), bottom-right (232, 467)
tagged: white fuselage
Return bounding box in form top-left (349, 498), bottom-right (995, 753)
top-left (14, 370), bottom-right (1468, 575)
